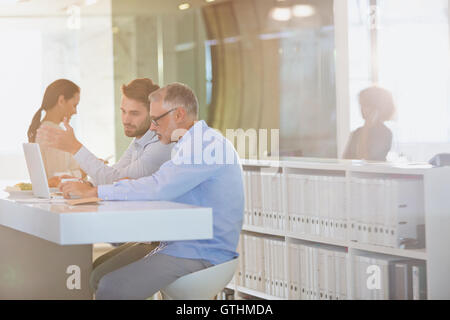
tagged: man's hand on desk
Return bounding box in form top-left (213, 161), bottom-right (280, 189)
top-left (36, 117), bottom-right (83, 155)
top-left (48, 176), bottom-right (62, 188)
top-left (48, 174), bottom-right (76, 188)
top-left (59, 181), bottom-right (98, 199)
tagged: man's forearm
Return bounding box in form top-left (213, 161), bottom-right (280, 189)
top-left (74, 146), bottom-right (131, 185)
top-left (69, 140), bottom-right (83, 155)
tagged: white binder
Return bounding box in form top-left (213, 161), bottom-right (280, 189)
top-left (299, 244), bottom-right (307, 299)
top-left (327, 250), bottom-right (336, 299)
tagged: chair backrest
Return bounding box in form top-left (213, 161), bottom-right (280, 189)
top-left (161, 257), bottom-right (238, 300)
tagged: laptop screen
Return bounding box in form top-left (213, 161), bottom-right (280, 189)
top-left (22, 143), bottom-right (51, 199)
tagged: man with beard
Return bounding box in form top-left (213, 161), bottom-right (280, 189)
top-left (37, 78), bottom-right (173, 186)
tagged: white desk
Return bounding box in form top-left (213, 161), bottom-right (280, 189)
top-left (0, 184), bottom-right (213, 299)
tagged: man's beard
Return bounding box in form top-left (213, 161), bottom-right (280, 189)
top-left (124, 117), bottom-right (151, 138)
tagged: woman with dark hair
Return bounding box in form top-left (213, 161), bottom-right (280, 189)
top-left (27, 79), bottom-right (83, 182)
top-left (343, 86), bottom-right (396, 161)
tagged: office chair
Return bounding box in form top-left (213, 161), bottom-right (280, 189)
top-left (160, 257), bottom-right (238, 300)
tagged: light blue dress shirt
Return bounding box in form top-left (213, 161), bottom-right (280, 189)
top-left (74, 129), bottom-right (173, 185)
top-left (98, 120), bottom-right (244, 265)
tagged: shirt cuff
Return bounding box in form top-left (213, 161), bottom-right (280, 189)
top-left (98, 184), bottom-right (116, 201)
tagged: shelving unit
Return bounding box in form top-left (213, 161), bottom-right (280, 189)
top-left (225, 158), bottom-right (450, 300)
top-left (226, 284), bottom-right (284, 300)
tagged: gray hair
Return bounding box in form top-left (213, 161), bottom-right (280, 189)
top-left (149, 82), bottom-right (198, 118)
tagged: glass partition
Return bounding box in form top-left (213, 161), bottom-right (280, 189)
top-left (111, 0), bottom-right (337, 159)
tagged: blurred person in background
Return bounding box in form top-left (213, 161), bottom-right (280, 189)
top-left (343, 86), bottom-right (396, 161)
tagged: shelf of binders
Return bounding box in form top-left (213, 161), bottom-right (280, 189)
top-left (238, 158), bottom-right (450, 299)
top-left (235, 233), bottom-right (290, 299)
top-left (234, 233), bottom-right (351, 300)
top-left (234, 231), bottom-right (427, 300)
top-left (242, 226), bottom-right (426, 260)
top-left (241, 161), bottom-right (427, 260)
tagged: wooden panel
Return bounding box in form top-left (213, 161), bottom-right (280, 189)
top-left (259, 38), bottom-right (280, 132)
top-left (202, 0), bottom-right (280, 157)
top-left (215, 2), bottom-right (243, 132)
top-left (202, 5), bottom-right (225, 130)
top-left (233, 0), bottom-right (263, 131)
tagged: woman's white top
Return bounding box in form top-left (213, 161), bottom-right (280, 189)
top-left (35, 121), bottom-right (82, 178)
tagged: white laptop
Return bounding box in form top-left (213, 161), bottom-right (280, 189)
top-left (22, 143), bottom-right (68, 199)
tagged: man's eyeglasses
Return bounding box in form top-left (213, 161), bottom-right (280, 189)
top-left (150, 108), bottom-right (176, 127)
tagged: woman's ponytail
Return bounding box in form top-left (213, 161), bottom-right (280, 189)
top-left (27, 106), bottom-right (44, 143)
